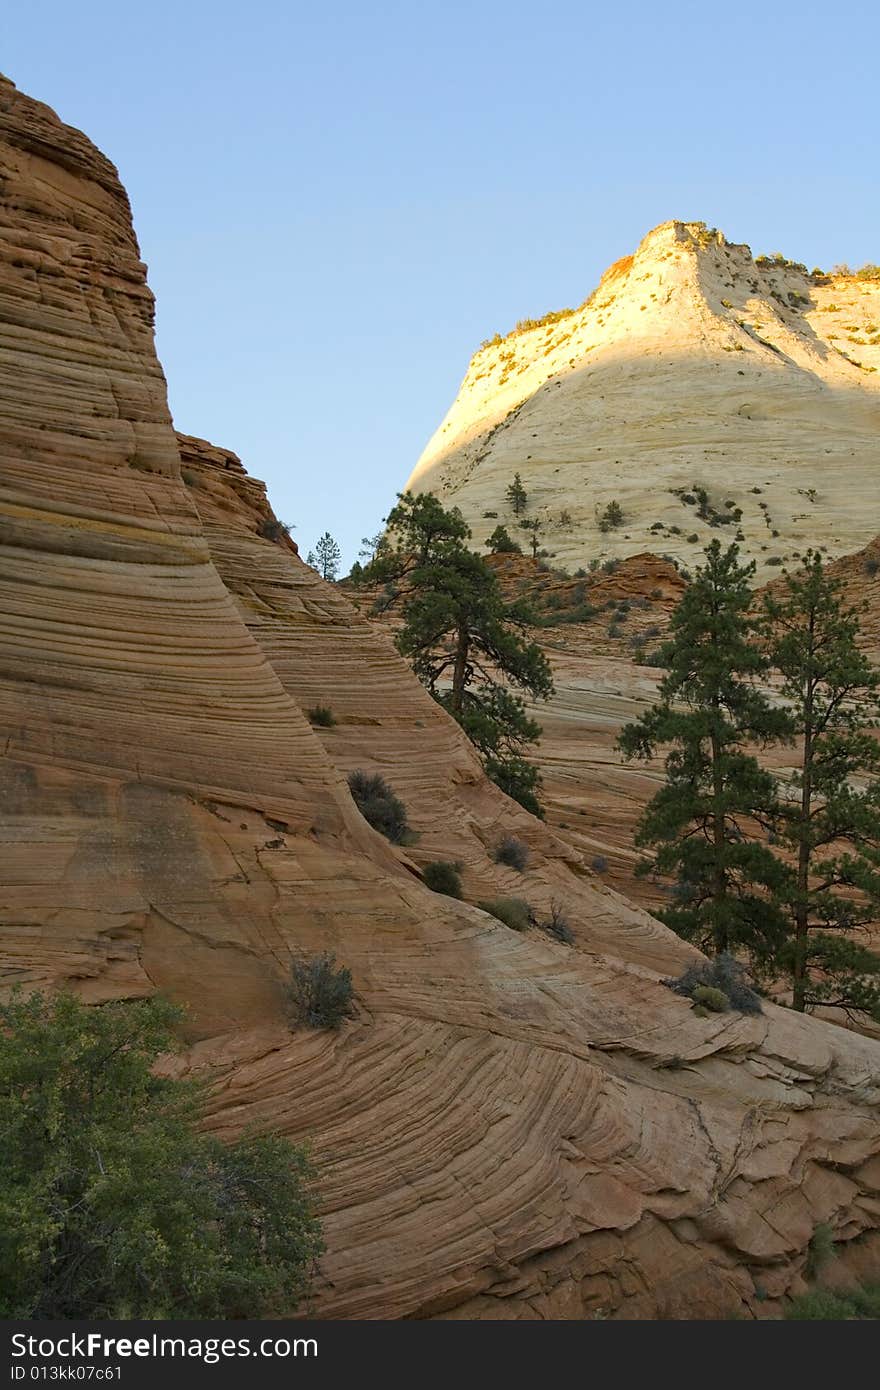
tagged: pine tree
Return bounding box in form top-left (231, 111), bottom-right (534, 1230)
top-left (485, 524), bottom-right (521, 554)
top-left (761, 551), bottom-right (880, 1021)
top-left (617, 541), bottom-right (791, 961)
top-left (314, 531), bottom-right (341, 582)
top-left (368, 492), bottom-right (553, 816)
top-left (506, 473), bottom-right (528, 515)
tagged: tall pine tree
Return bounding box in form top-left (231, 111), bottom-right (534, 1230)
top-left (761, 551), bottom-right (880, 1022)
top-left (314, 531), bottom-right (341, 582)
top-left (617, 541), bottom-right (791, 961)
top-left (506, 473), bottom-right (527, 516)
top-left (367, 492), bottom-right (553, 816)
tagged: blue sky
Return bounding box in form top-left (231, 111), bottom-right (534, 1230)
top-left (4, 1), bottom-right (877, 567)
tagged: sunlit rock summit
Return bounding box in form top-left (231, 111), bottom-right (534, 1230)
top-left (407, 221), bottom-right (880, 579)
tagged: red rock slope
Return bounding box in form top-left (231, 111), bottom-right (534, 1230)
top-left (2, 75), bottom-right (880, 1319)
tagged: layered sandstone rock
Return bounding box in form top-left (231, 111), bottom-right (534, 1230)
top-left (2, 76), bottom-right (880, 1320)
top-left (407, 222), bottom-right (880, 582)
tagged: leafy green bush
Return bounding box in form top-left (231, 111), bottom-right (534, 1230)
top-left (422, 860), bottom-right (463, 898)
top-left (493, 834), bottom-right (529, 871)
top-left (0, 991), bottom-right (323, 1319)
top-left (477, 897), bottom-right (533, 931)
top-left (785, 1285), bottom-right (880, 1319)
top-left (347, 770), bottom-right (410, 843)
top-left (286, 953), bottom-right (354, 1029)
top-left (665, 953), bottom-right (763, 1014)
top-left (306, 704), bottom-right (336, 727)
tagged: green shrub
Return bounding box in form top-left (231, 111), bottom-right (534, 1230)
top-left (591, 855), bottom-right (609, 873)
top-left (181, 468), bottom-right (199, 487)
top-left (493, 834), bottom-right (529, 871)
top-left (422, 860), bottom-right (463, 898)
top-left (598, 500), bottom-right (625, 532)
top-left (691, 985), bottom-right (729, 1012)
top-left (805, 1223), bottom-right (837, 1279)
top-left (665, 953), bottom-right (762, 1014)
top-left (784, 1288), bottom-right (878, 1320)
top-left (286, 953), bottom-right (354, 1029)
top-left (477, 897), bottom-right (532, 931)
top-left (258, 518), bottom-right (292, 541)
top-left (306, 704), bottom-right (336, 727)
top-left (347, 770), bottom-right (410, 843)
top-left (784, 1290), bottom-right (849, 1319)
top-left (0, 991), bottom-right (322, 1318)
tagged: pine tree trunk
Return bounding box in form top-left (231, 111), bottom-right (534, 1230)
top-left (792, 713), bottom-right (813, 1012)
top-left (710, 726), bottom-right (728, 954)
top-left (451, 625), bottom-right (469, 715)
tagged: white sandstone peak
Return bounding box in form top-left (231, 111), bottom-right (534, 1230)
top-left (406, 221), bottom-right (880, 580)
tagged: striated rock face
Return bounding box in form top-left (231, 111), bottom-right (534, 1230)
top-left (2, 78), bottom-right (880, 1319)
top-left (406, 221), bottom-right (880, 582)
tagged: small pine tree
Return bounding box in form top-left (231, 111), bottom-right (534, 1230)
top-left (486, 525), bottom-right (522, 554)
top-left (761, 551), bottom-right (880, 1021)
top-left (598, 500), bottom-right (624, 532)
top-left (314, 531), bottom-right (341, 582)
top-left (506, 473), bottom-right (528, 516)
top-left (306, 549), bottom-right (317, 568)
top-left (617, 541), bottom-right (791, 961)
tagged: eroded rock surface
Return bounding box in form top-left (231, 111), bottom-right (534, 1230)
top-left (2, 77), bottom-right (880, 1319)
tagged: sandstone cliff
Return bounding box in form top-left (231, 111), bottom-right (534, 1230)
top-left (407, 222), bottom-right (880, 581)
top-left (2, 77), bottom-right (880, 1319)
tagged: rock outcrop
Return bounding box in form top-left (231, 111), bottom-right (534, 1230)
top-left (2, 77), bottom-right (880, 1319)
top-left (407, 222), bottom-right (880, 581)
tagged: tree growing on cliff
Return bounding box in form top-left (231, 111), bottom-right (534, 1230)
top-left (366, 492), bottom-right (554, 816)
top-left (506, 473), bottom-right (528, 515)
top-left (0, 991), bottom-right (323, 1319)
top-left (761, 552), bottom-right (880, 1022)
top-left (617, 541), bottom-right (792, 962)
top-left (315, 531), bottom-right (342, 582)
top-left (486, 524), bottom-right (521, 554)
